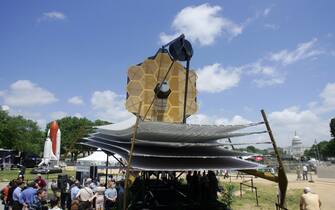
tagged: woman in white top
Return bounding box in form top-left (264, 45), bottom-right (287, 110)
top-left (49, 197), bottom-right (62, 210)
top-left (95, 183), bottom-right (106, 210)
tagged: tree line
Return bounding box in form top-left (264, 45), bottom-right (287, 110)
top-left (304, 118), bottom-right (335, 160)
top-left (0, 109), bottom-right (110, 160)
top-left (1, 108), bottom-right (334, 160)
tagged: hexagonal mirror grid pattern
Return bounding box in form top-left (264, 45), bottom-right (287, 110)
top-left (125, 52), bottom-right (198, 123)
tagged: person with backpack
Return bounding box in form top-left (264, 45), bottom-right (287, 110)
top-left (7, 179), bottom-right (17, 210)
top-left (76, 179), bottom-right (94, 210)
top-left (1, 182), bottom-right (10, 210)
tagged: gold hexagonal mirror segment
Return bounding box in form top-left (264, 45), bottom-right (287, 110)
top-left (125, 51), bottom-right (198, 123)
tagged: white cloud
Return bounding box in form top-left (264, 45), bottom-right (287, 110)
top-left (68, 96), bottom-right (84, 105)
top-left (188, 81), bottom-right (335, 146)
top-left (38, 11), bottom-right (66, 22)
top-left (50, 111), bottom-right (68, 120)
top-left (244, 62), bottom-right (275, 76)
top-left (241, 38), bottom-right (328, 87)
top-left (35, 119), bottom-right (47, 130)
top-left (0, 80), bottom-right (57, 107)
top-left (313, 82), bottom-right (335, 113)
top-left (238, 61), bottom-right (284, 87)
top-left (269, 106), bottom-right (329, 146)
top-left (253, 77), bottom-right (285, 87)
top-left (6, 109), bottom-right (47, 129)
top-left (320, 83), bottom-right (335, 107)
top-left (270, 106), bottom-right (318, 125)
top-left (215, 115), bottom-right (252, 125)
top-left (261, 82), bottom-right (334, 146)
top-left (269, 38), bottom-right (324, 65)
top-left (187, 113), bottom-right (251, 125)
top-left (187, 113), bottom-right (212, 125)
top-left (91, 90), bottom-right (132, 122)
top-left (188, 106), bottom-right (329, 147)
top-left (1, 105), bottom-right (10, 111)
top-left (74, 113), bottom-right (83, 118)
top-left (194, 38), bottom-right (327, 89)
top-left (160, 3), bottom-right (243, 46)
top-left (196, 63), bottom-right (241, 93)
top-left (263, 8), bottom-right (272, 17)
top-left (264, 24), bottom-right (279, 30)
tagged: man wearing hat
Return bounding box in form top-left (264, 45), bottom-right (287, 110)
top-left (300, 187), bottom-right (321, 210)
top-left (76, 179), bottom-right (94, 210)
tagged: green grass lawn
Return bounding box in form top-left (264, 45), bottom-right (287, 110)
top-left (220, 182), bottom-right (301, 210)
top-left (0, 168), bottom-right (75, 183)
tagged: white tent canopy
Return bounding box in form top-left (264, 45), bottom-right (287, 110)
top-left (77, 148), bottom-right (122, 166)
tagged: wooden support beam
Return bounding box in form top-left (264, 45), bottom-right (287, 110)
top-left (240, 169), bottom-right (278, 183)
top-left (123, 102), bottom-right (142, 210)
top-left (261, 109), bottom-right (288, 208)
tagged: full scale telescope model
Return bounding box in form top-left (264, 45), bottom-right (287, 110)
top-left (81, 35), bottom-right (266, 171)
top-left (81, 35), bottom-right (288, 209)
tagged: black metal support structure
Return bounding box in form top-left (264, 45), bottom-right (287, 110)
top-left (182, 59), bottom-right (190, 123)
top-left (163, 34), bottom-right (193, 124)
top-left (105, 155), bottom-right (109, 187)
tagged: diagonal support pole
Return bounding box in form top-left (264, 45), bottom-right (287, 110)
top-left (123, 102), bottom-right (142, 210)
top-left (261, 109), bottom-right (288, 208)
top-left (182, 59), bottom-right (190, 123)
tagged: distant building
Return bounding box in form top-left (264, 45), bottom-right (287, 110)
top-left (282, 132), bottom-right (304, 159)
top-left (291, 133), bottom-right (304, 157)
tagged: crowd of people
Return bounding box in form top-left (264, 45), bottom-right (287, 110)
top-left (0, 174), bottom-right (125, 210)
top-left (1, 174), bottom-right (49, 210)
top-left (70, 178), bottom-right (124, 210)
top-left (296, 165), bottom-right (311, 181)
top-left (186, 170), bottom-right (220, 204)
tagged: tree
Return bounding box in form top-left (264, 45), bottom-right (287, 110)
top-left (47, 116), bottom-right (111, 160)
top-left (330, 118), bottom-right (335, 138)
top-left (94, 119), bottom-right (110, 126)
top-left (0, 110), bottom-right (44, 154)
top-left (246, 146), bottom-right (257, 153)
top-left (304, 140), bottom-right (335, 160)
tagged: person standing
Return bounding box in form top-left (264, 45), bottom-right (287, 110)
top-left (300, 187), bottom-right (321, 210)
top-left (70, 180), bottom-right (80, 210)
top-left (7, 179), bottom-right (17, 210)
top-left (76, 180), bottom-right (94, 210)
top-left (296, 166), bottom-right (302, 181)
top-left (105, 181), bottom-right (117, 210)
top-left (303, 165), bottom-right (308, 181)
top-left (19, 182), bottom-right (38, 209)
top-left (116, 181), bottom-right (124, 210)
top-left (35, 174), bottom-right (47, 189)
top-left (49, 197), bottom-right (62, 210)
top-left (50, 180), bottom-right (58, 198)
top-left (29, 189), bottom-right (47, 210)
top-left (12, 180), bottom-right (25, 210)
top-left (70, 180), bottom-right (80, 201)
top-left (1, 183), bottom-right (10, 210)
top-left (95, 183), bottom-right (105, 210)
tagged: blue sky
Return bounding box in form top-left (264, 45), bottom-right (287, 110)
top-left (0, 1), bottom-right (334, 147)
